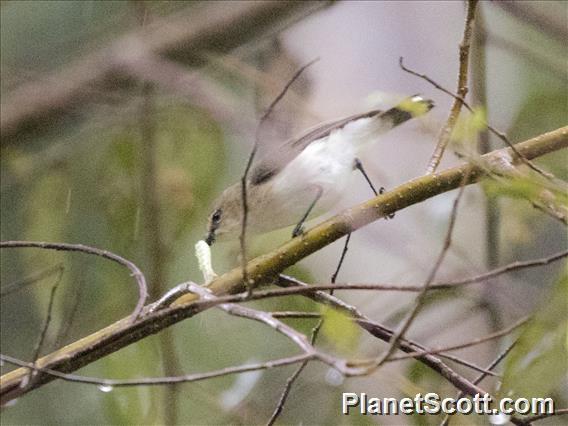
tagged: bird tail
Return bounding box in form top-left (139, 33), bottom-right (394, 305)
top-left (380, 95), bottom-right (435, 127)
top-left (345, 95), bottom-right (434, 152)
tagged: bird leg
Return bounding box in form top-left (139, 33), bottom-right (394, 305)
top-left (292, 186), bottom-right (323, 238)
top-left (353, 158), bottom-right (395, 219)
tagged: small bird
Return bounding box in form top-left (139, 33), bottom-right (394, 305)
top-left (205, 95), bottom-right (434, 245)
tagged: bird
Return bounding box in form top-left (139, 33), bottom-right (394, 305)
top-left (205, 95), bottom-right (434, 246)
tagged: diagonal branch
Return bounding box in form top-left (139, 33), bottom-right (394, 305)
top-left (400, 56), bottom-right (564, 184)
top-left (374, 173), bottom-right (468, 367)
top-left (0, 263), bottom-right (64, 297)
top-left (267, 232), bottom-right (350, 425)
top-left (441, 339), bottom-right (518, 426)
top-left (1, 126), bottom-right (566, 404)
top-left (387, 316), bottom-right (529, 361)
top-left (276, 275), bottom-right (500, 378)
top-left (274, 277), bottom-right (493, 397)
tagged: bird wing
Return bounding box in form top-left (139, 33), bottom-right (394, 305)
top-left (249, 109), bottom-right (382, 186)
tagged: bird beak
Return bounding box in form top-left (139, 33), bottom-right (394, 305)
top-left (205, 231), bottom-right (215, 246)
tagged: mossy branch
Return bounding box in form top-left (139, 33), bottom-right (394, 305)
top-left (1, 126), bottom-right (566, 404)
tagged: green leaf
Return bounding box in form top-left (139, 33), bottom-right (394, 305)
top-left (500, 271), bottom-right (568, 399)
top-left (450, 106), bottom-right (487, 147)
top-left (508, 91), bottom-right (567, 180)
top-left (483, 177), bottom-right (543, 201)
top-left (320, 306), bottom-right (360, 355)
top-left (482, 175), bottom-right (568, 211)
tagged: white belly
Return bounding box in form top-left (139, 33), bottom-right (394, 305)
top-left (270, 129), bottom-right (357, 223)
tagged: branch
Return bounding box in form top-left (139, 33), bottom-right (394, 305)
top-left (0, 353), bottom-right (313, 387)
top-left (195, 126), bottom-right (567, 299)
top-left (387, 316), bottom-right (528, 361)
top-left (267, 233), bottom-right (350, 425)
top-left (426, 0), bottom-right (478, 173)
top-left (263, 249), bottom-right (568, 294)
top-left (0, 263), bottom-right (63, 297)
top-left (515, 408), bottom-right (568, 425)
top-left (0, 1), bottom-right (330, 144)
top-left (25, 268), bottom-right (64, 389)
top-left (0, 241), bottom-right (148, 322)
top-left (185, 283), bottom-right (356, 375)
top-left (274, 278), bottom-right (494, 398)
top-left (1, 126), bottom-right (566, 403)
top-left (374, 172), bottom-right (469, 367)
top-left (441, 339), bottom-right (518, 426)
top-left (400, 57), bottom-right (564, 185)
top-left (277, 276), bottom-right (501, 378)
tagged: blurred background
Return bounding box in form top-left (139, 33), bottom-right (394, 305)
top-left (1, 1), bottom-right (566, 424)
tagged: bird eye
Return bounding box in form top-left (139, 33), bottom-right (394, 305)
top-left (211, 209), bottom-right (222, 225)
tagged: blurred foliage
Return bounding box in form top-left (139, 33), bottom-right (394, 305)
top-left (484, 176), bottom-right (565, 204)
top-left (501, 271), bottom-right (567, 399)
top-left (320, 305), bottom-right (360, 355)
top-left (0, 0), bottom-right (192, 89)
top-left (450, 107), bottom-right (487, 153)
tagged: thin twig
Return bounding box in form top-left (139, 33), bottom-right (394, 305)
top-left (515, 408), bottom-right (568, 425)
top-left (54, 278), bottom-right (83, 347)
top-left (0, 353), bottom-right (314, 387)
top-left (142, 245), bottom-right (568, 321)
top-left (239, 59), bottom-right (318, 293)
top-left (0, 263), bottom-right (64, 297)
top-left (194, 287), bottom-right (314, 355)
top-left (387, 316), bottom-right (528, 361)
top-left (268, 232), bottom-right (351, 425)
top-left (270, 311), bottom-right (321, 319)
top-left (266, 318), bottom-right (326, 426)
top-left (375, 173), bottom-right (470, 367)
top-left (434, 249), bottom-right (568, 287)
top-left (25, 268), bottom-right (65, 388)
top-left (266, 357), bottom-right (310, 425)
top-left (275, 277), bottom-right (494, 397)
top-left (273, 249), bottom-right (568, 294)
top-left (399, 57), bottom-right (561, 183)
top-left (426, 0), bottom-right (478, 173)
top-left (276, 277), bottom-right (500, 379)
top-left (331, 234), bottom-right (351, 284)
top-left (441, 338), bottom-right (518, 426)
top-left (186, 283), bottom-right (358, 375)
top-left (148, 245), bottom-right (565, 310)
top-left (0, 241), bottom-right (148, 322)
top-left (275, 275), bottom-right (496, 377)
